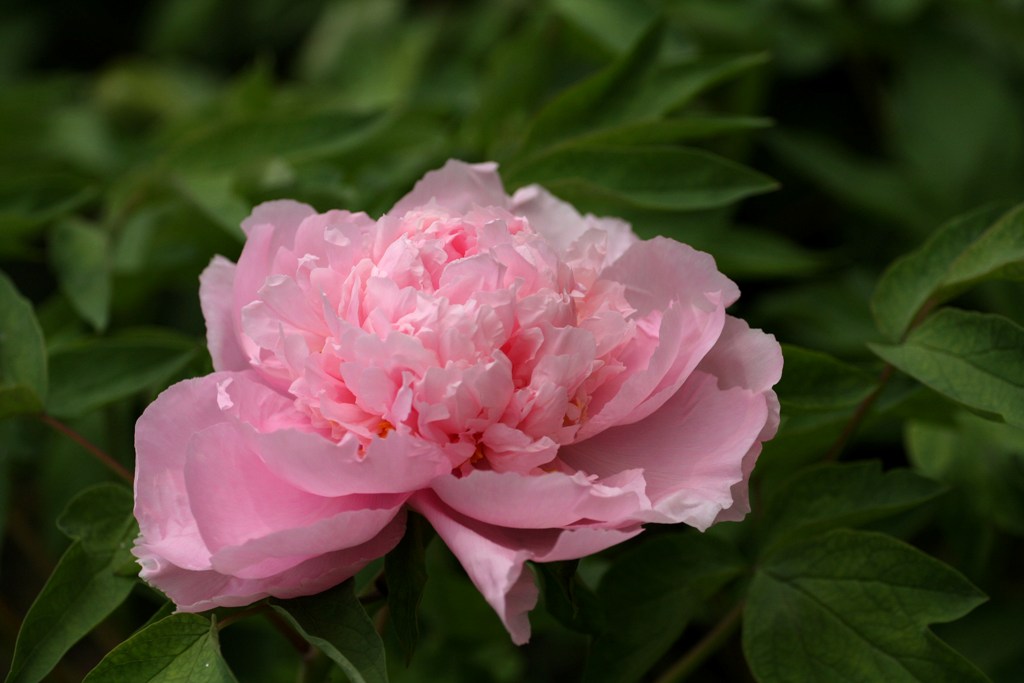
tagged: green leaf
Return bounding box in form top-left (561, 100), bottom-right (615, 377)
top-left (507, 144), bottom-right (776, 213)
top-left (775, 345), bottom-right (877, 412)
top-left (384, 513), bottom-right (432, 663)
top-left (584, 533), bottom-right (745, 683)
top-left (550, 0), bottom-right (657, 56)
top-left (0, 271), bottom-right (47, 417)
top-left (6, 484), bottom-right (138, 683)
top-left (46, 328), bottom-right (199, 418)
top-left (760, 461), bottom-right (944, 553)
top-left (272, 580), bottom-right (387, 683)
top-left (571, 115), bottom-right (771, 147)
top-left (906, 414), bottom-right (1024, 536)
top-left (49, 219), bottom-right (112, 332)
top-left (535, 559), bottom-right (602, 635)
top-left (744, 529), bottom-right (990, 683)
top-left (871, 309), bottom-right (1024, 428)
top-left (872, 202), bottom-right (1024, 341)
top-left (83, 614), bottom-right (238, 683)
top-left (166, 110), bottom-right (386, 172)
top-left (521, 20), bottom-right (665, 153)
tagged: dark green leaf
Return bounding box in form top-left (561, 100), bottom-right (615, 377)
top-left (521, 20), bottom-right (665, 153)
top-left (6, 485), bottom-right (138, 683)
top-left (571, 116), bottom-right (771, 147)
top-left (0, 271), bottom-right (47, 417)
top-left (584, 533), bottom-right (745, 683)
top-left (760, 461), bottom-right (944, 553)
top-left (744, 529), bottom-right (989, 683)
top-left (272, 580), bottom-right (387, 683)
top-left (49, 219), bottom-right (111, 331)
top-left (507, 144), bottom-right (776, 213)
top-left (906, 414), bottom-right (1024, 536)
top-left (83, 614), bottom-right (238, 683)
top-left (166, 110), bottom-right (387, 172)
top-left (535, 560), bottom-right (601, 635)
top-left (550, 0), bottom-right (657, 56)
top-left (872, 202), bottom-right (1024, 341)
top-left (871, 309), bottom-right (1024, 428)
top-left (384, 513), bottom-right (432, 663)
top-left (775, 345), bottom-right (877, 412)
top-left (46, 328), bottom-right (199, 418)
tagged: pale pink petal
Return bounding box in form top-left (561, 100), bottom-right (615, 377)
top-left (699, 316), bottom-right (783, 394)
top-left (136, 513), bottom-right (405, 611)
top-left (183, 422), bottom-right (400, 556)
top-left (254, 428), bottom-right (453, 497)
top-left (509, 185), bottom-right (591, 255)
top-left (412, 492), bottom-right (642, 644)
top-left (562, 370), bottom-right (770, 530)
top-left (199, 256), bottom-right (249, 372)
top-left (391, 160), bottom-right (508, 217)
top-left (430, 468), bottom-right (649, 529)
top-left (241, 199), bottom-right (317, 240)
top-left (134, 371), bottom-right (279, 571)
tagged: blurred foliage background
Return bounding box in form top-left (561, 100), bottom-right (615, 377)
top-left (1, 0), bottom-right (1023, 681)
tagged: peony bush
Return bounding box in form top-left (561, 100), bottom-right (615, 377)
top-left (133, 160), bottom-right (782, 643)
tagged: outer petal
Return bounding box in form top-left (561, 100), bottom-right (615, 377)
top-left (183, 422), bottom-right (403, 575)
top-left (561, 370), bottom-right (769, 531)
top-left (136, 512), bottom-right (405, 612)
top-left (134, 372), bottom-right (303, 571)
top-left (241, 199), bottom-right (317, 240)
top-left (199, 256), bottom-right (249, 372)
top-left (390, 160), bottom-right (509, 216)
top-left (510, 184), bottom-right (638, 262)
top-left (430, 468), bottom-right (649, 529)
top-left (412, 491), bottom-right (642, 644)
top-left (253, 429), bottom-right (452, 498)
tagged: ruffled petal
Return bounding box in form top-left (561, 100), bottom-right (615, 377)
top-left (199, 256), bottom-right (249, 372)
top-left (562, 370), bottom-right (769, 531)
top-left (430, 469), bottom-right (649, 529)
top-left (412, 492), bottom-right (642, 644)
top-left (391, 160), bottom-right (508, 217)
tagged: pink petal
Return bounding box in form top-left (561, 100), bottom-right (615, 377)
top-left (699, 316), bottom-right (783, 394)
top-left (136, 513), bottom-right (405, 611)
top-left (509, 185), bottom-right (591, 255)
top-left (183, 422), bottom-right (402, 560)
top-left (430, 468), bottom-right (649, 529)
top-left (412, 492), bottom-right (642, 644)
top-left (254, 428), bottom-right (453, 497)
top-left (199, 256), bottom-right (249, 372)
top-left (561, 370), bottom-right (770, 531)
top-left (241, 199), bottom-right (317, 240)
top-left (391, 160), bottom-right (509, 217)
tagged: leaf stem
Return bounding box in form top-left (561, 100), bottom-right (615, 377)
top-left (38, 414), bottom-right (133, 483)
top-left (654, 603), bottom-right (744, 683)
top-left (823, 363), bottom-right (894, 462)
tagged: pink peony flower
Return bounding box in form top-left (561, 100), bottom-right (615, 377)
top-left (133, 160), bottom-right (782, 643)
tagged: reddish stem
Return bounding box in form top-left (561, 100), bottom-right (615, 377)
top-left (38, 414), bottom-right (133, 484)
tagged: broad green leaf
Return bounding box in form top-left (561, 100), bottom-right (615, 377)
top-left (506, 144), bottom-right (776, 213)
top-left (520, 20), bottom-right (664, 153)
top-left (50, 219), bottom-right (112, 331)
top-left (6, 484), bottom-right (138, 683)
top-left (272, 580), bottom-right (387, 683)
top-left (744, 529), bottom-right (989, 683)
top-left (571, 115), bottom-right (771, 147)
top-left (551, 0), bottom-right (657, 56)
top-left (760, 461), bottom-right (943, 552)
top-left (775, 345), bottom-right (877, 412)
top-left (766, 130), bottom-right (933, 231)
top-left (384, 513), bottom-right (433, 662)
top-left (166, 110), bottom-right (386, 172)
top-left (535, 560), bottom-right (602, 635)
top-left (707, 227), bottom-right (826, 279)
top-left (83, 614), bottom-right (237, 683)
top-left (871, 309), bottom-right (1024, 428)
top-left (906, 414), bottom-right (1024, 536)
top-left (584, 533), bottom-right (745, 683)
top-left (173, 173), bottom-right (249, 238)
top-left (46, 328), bottom-right (199, 418)
top-left (0, 271), bottom-right (47, 417)
top-left (872, 202), bottom-right (1024, 341)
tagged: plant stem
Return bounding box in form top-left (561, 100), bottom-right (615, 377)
top-left (823, 363), bottom-right (894, 462)
top-left (654, 603), bottom-right (744, 683)
top-left (38, 414), bottom-right (133, 483)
